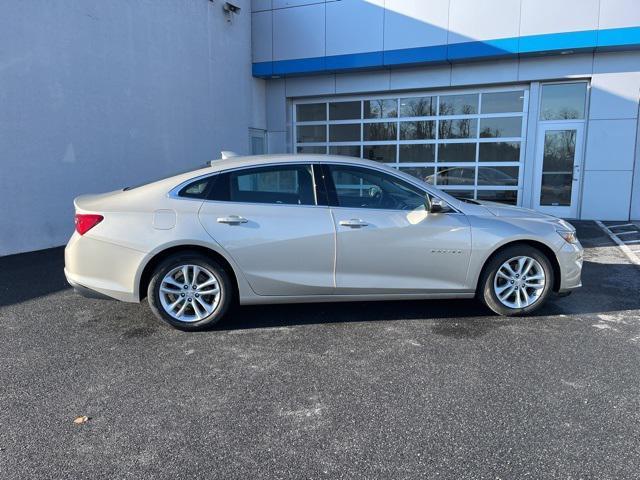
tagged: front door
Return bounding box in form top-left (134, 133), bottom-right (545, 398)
top-left (533, 122), bottom-right (584, 218)
top-left (324, 164), bottom-right (472, 293)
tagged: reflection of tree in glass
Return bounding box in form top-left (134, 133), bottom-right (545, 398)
top-left (479, 142), bottom-right (520, 162)
top-left (401, 97), bottom-right (435, 117)
top-left (542, 107), bottom-right (580, 121)
top-left (439, 95), bottom-right (478, 115)
top-left (543, 130), bottom-right (575, 171)
top-left (438, 104), bottom-right (474, 139)
top-left (480, 125), bottom-right (501, 137)
top-left (401, 121), bottom-right (435, 139)
top-left (366, 99), bottom-right (397, 118)
top-left (366, 122), bottom-right (397, 141)
top-left (439, 118), bottom-right (472, 139)
top-left (417, 121), bottom-right (434, 139)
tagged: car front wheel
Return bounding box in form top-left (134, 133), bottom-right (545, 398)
top-left (147, 252), bottom-right (232, 330)
top-left (479, 245), bottom-right (554, 316)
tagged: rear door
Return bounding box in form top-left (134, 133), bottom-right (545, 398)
top-left (323, 164), bottom-right (472, 293)
top-left (198, 163), bottom-right (335, 296)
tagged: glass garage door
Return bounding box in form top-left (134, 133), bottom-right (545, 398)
top-left (294, 88), bottom-right (528, 205)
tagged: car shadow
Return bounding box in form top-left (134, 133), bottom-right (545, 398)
top-left (212, 297), bottom-right (515, 339)
top-left (212, 258), bottom-right (640, 335)
top-left (0, 247), bottom-right (70, 307)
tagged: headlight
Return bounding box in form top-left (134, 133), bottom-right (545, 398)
top-left (557, 229), bottom-right (578, 244)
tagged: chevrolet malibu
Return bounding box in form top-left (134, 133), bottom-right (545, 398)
top-left (65, 155), bottom-right (583, 330)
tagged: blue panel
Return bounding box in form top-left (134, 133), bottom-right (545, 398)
top-left (252, 26), bottom-right (640, 78)
top-left (272, 56), bottom-right (326, 76)
top-left (324, 51), bottom-right (383, 71)
top-left (447, 37), bottom-right (519, 61)
top-left (383, 45), bottom-right (448, 67)
top-left (519, 30), bottom-right (598, 54)
top-left (252, 61), bottom-right (273, 77)
top-left (597, 25), bottom-right (640, 48)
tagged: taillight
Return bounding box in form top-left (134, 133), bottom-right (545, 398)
top-left (75, 214), bottom-right (103, 235)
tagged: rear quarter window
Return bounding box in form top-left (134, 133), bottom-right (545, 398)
top-left (178, 177), bottom-right (214, 199)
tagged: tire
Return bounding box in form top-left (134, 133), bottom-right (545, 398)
top-left (478, 245), bottom-right (554, 316)
top-left (147, 252), bottom-right (233, 331)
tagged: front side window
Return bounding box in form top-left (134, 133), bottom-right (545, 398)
top-left (327, 165), bottom-right (425, 211)
top-left (209, 165), bottom-right (316, 206)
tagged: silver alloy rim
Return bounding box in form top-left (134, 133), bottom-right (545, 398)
top-left (159, 265), bottom-right (221, 323)
top-left (493, 256), bottom-right (546, 309)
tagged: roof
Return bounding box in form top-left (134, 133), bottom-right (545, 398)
top-left (207, 154), bottom-right (393, 172)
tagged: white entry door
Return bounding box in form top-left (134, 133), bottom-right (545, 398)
top-left (533, 122), bottom-right (584, 218)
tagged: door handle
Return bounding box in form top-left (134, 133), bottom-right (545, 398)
top-left (339, 219), bottom-right (369, 228)
top-left (217, 215), bottom-right (248, 224)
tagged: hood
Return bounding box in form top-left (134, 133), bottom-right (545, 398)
top-left (473, 200), bottom-right (556, 220)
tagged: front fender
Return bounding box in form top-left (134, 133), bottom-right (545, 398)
top-left (466, 216), bottom-right (565, 290)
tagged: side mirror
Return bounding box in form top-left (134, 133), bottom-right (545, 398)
top-left (429, 198), bottom-right (448, 213)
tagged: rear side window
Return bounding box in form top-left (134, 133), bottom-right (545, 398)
top-left (209, 165), bottom-right (316, 206)
top-left (178, 177), bottom-right (213, 199)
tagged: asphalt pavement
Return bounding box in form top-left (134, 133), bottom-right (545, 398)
top-left (1, 221), bottom-right (639, 479)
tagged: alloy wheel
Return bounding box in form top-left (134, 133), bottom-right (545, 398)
top-left (493, 256), bottom-right (546, 309)
top-left (159, 264), bottom-right (221, 322)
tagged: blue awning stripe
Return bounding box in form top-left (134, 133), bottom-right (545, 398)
top-left (253, 26), bottom-right (640, 78)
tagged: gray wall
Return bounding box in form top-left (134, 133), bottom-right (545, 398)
top-left (252, 0), bottom-right (640, 66)
top-left (0, 0), bottom-right (265, 256)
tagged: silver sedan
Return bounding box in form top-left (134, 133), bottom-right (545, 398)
top-left (64, 155), bottom-right (583, 330)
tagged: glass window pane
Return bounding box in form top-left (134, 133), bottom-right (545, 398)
top-left (400, 96), bottom-right (436, 117)
top-left (442, 189), bottom-right (475, 200)
top-left (439, 94), bottom-right (478, 115)
top-left (363, 144), bottom-right (396, 162)
top-left (398, 166), bottom-right (435, 184)
top-left (296, 125), bottom-right (326, 143)
top-left (436, 167), bottom-right (476, 186)
top-left (479, 117), bottom-right (522, 138)
top-left (540, 129), bottom-right (577, 206)
top-left (364, 122), bottom-right (397, 141)
top-left (439, 119), bottom-right (477, 139)
top-left (330, 101), bottom-right (361, 120)
top-left (399, 144), bottom-right (435, 163)
top-left (438, 143), bottom-right (476, 162)
top-left (297, 146), bottom-right (326, 154)
top-left (478, 142), bottom-right (520, 162)
top-left (364, 99), bottom-right (398, 119)
top-left (477, 189), bottom-right (518, 205)
top-left (481, 91), bottom-right (524, 113)
top-left (296, 103), bottom-right (326, 122)
top-left (229, 165), bottom-right (315, 205)
top-left (542, 130), bottom-right (576, 172)
top-left (540, 174), bottom-right (572, 206)
top-left (540, 83), bottom-right (586, 120)
top-left (330, 145), bottom-right (361, 157)
top-left (179, 178), bottom-right (211, 199)
top-left (329, 124), bottom-right (360, 142)
top-left (329, 165), bottom-right (425, 210)
top-left (478, 166), bottom-right (519, 186)
top-left (400, 121), bottom-right (436, 140)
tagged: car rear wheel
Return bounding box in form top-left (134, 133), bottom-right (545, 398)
top-left (147, 253), bottom-right (232, 330)
top-left (479, 245), bottom-right (554, 316)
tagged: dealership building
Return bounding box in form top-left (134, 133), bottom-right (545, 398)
top-left (1, 0), bottom-right (640, 255)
